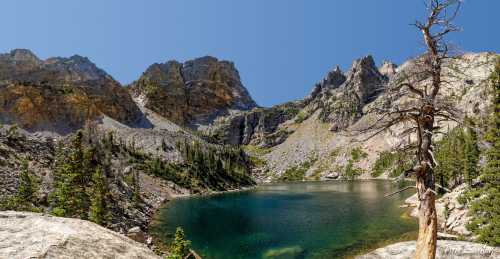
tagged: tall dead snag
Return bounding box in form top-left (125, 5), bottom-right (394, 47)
top-left (355, 1), bottom-right (463, 258)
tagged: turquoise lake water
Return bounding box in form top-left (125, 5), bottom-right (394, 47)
top-left (154, 180), bottom-right (417, 259)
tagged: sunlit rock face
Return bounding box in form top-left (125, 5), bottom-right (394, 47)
top-left (204, 101), bottom-right (303, 146)
top-left (306, 55), bottom-right (387, 131)
top-left (0, 49), bottom-right (142, 134)
top-left (0, 211), bottom-right (160, 259)
top-left (129, 56), bottom-right (257, 127)
top-left (378, 60), bottom-right (398, 79)
top-left (357, 240), bottom-right (500, 259)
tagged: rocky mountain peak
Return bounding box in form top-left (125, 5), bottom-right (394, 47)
top-left (8, 49), bottom-right (41, 65)
top-left (0, 49), bottom-right (142, 133)
top-left (303, 55), bottom-right (387, 131)
top-left (140, 61), bottom-right (183, 88)
top-left (343, 55), bottom-right (385, 103)
top-left (130, 56), bottom-right (257, 127)
top-left (305, 65), bottom-right (346, 103)
top-left (322, 65), bottom-right (346, 89)
top-left (43, 55), bottom-right (109, 83)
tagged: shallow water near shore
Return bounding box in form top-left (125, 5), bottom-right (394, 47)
top-left (153, 180), bottom-right (417, 259)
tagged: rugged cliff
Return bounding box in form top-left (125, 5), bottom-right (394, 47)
top-left (0, 49), bottom-right (143, 134)
top-left (129, 56), bottom-right (257, 127)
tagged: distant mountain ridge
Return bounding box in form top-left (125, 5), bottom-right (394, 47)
top-left (0, 49), bottom-right (142, 134)
top-left (0, 50), bottom-right (258, 134)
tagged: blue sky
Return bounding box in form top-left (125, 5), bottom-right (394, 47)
top-left (0, 0), bottom-right (498, 107)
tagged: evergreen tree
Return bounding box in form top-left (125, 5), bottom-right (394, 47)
top-left (463, 127), bottom-right (480, 186)
top-left (89, 167), bottom-right (110, 226)
top-left (434, 127), bottom-right (479, 190)
top-left (0, 159), bottom-right (39, 211)
top-left (131, 171), bottom-right (141, 204)
top-left (50, 131), bottom-right (91, 218)
top-left (465, 58), bottom-right (500, 246)
top-left (18, 159), bottom-right (36, 203)
top-left (167, 227), bottom-right (191, 259)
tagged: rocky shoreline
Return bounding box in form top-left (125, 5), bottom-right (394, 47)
top-left (356, 186), bottom-right (498, 259)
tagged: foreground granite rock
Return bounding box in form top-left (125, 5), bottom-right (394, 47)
top-left (357, 240), bottom-right (500, 259)
top-left (404, 184), bottom-right (472, 237)
top-left (0, 211), bottom-right (160, 259)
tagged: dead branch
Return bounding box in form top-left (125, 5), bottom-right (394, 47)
top-left (384, 186), bottom-right (416, 198)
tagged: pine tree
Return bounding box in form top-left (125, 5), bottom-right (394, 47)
top-left (167, 227), bottom-right (191, 259)
top-left (131, 171), bottom-right (141, 204)
top-left (18, 159), bottom-right (36, 203)
top-left (465, 57), bottom-right (500, 246)
top-left (89, 167), bottom-right (110, 226)
top-left (0, 159), bottom-right (39, 211)
top-left (463, 127), bottom-right (480, 186)
top-left (50, 131), bottom-right (91, 218)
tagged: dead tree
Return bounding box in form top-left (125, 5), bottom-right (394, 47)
top-left (355, 1), bottom-right (463, 258)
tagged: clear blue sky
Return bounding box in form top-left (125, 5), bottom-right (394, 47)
top-left (0, 1), bottom-right (498, 107)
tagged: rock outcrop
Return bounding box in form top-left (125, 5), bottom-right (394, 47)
top-left (204, 101), bottom-right (303, 147)
top-left (378, 61), bottom-right (398, 79)
top-left (404, 184), bottom-right (472, 237)
top-left (305, 65), bottom-right (346, 103)
top-left (306, 55), bottom-right (387, 131)
top-left (0, 211), bottom-right (160, 259)
top-left (0, 49), bottom-right (143, 134)
top-left (129, 56), bottom-right (257, 127)
top-left (357, 240), bottom-right (500, 259)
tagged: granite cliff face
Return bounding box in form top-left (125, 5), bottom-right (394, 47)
top-left (307, 55), bottom-right (387, 131)
top-left (0, 49), bottom-right (142, 134)
top-left (129, 56), bottom-right (257, 127)
top-left (204, 101), bottom-right (303, 147)
top-left (206, 55), bottom-right (389, 148)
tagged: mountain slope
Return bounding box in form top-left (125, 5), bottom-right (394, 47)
top-left (0, 49), bottom-right (142, 134)
top-left (209, 52), bottom-right (498, 182)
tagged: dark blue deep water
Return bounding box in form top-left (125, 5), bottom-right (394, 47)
top-left (154, 181), bottom-right (417, 259)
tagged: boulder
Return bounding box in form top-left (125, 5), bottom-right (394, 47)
top-left (357, 240), bottom-right (500, 259)
top-left (0, 211), bottom-right (160, 259)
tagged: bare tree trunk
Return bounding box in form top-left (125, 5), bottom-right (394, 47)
top-left (415, 104), bottom-right (437, 259)
top-left (415, 174), bottom-right (437, 259)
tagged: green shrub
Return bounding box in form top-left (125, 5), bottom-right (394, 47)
top-left (371, 151), bottom-right (397, 177)
top-left (350, 147), bottom-right (368, 162)
top-left (344, 159), bottom-right (364, 180)
top-left (294, 111), bottom-right (309, 123)
top-left (279, 166), bottom-right (308, 182)
top-left (167, 227), bottom-right (191, 259)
